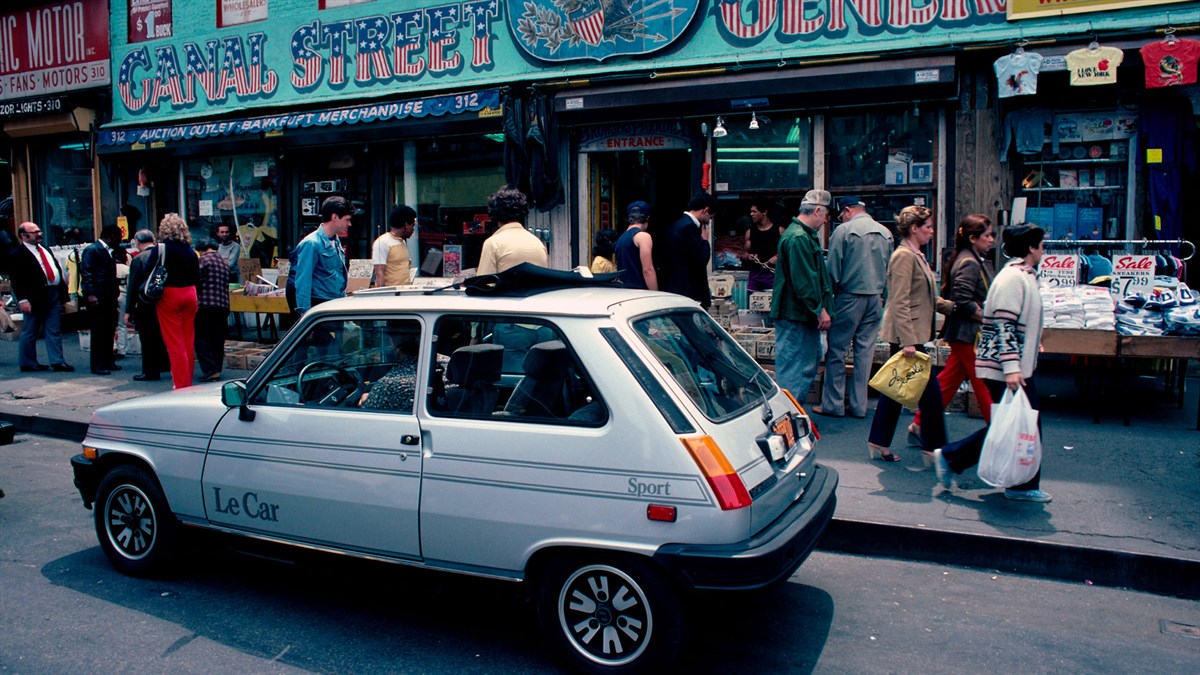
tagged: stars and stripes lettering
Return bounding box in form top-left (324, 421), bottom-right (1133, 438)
top-left (117, 48), bottom-right (152, 113)
top-left (940, 0), bottom-right (968, 21)
top-left (826, 0), bottom-right (883, 32)
top-left (355, 16), bottom-right (394, 83)
top-left (217, 37), bottom-right (253, 99)
top-left (291, 22), bottom-right (323, 89)
top-left (888, 0), bottom-right (937, 29)
top-left (184, 40), bottom-right (220, 100)
top-left (391, 11), bottom-right (426, 77)
top-left (779, 0), bottom-right (824, 34)
top-left (973, 0), bottom-right (1005, 15)
top-left (717, 0), bottom-right (777, 40)
top-left (322, 20), bottom-right (354, 85)
top-left (462, 0), bottom-right (498, 67)
top-left (425, 6), bottom-right (462, 72)
top-left (152, 46), bottom-right (191, 107)
top-left (247, 32), bottom-right (278, 95)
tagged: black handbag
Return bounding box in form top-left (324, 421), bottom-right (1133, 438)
top-left (140, 244), bottom-right (168, 304)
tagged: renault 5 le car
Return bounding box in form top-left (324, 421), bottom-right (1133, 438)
top-left (72, 265), bottom-right (837, 673)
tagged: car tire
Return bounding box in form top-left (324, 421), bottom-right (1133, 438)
top-left (536, 554), bottom-right (685, 674)
top-left (94, 465), bottom-right (177, 577)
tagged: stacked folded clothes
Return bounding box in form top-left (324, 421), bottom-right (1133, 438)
top-left (1041, 285), bottom-right (1114, 330)
top-left (1080, 286), bottom-right (1116, 330)
top-left (1114, 281), bottom-right (1196, 336)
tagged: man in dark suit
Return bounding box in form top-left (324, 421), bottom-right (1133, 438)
top-left (124, 229), bottom-right (167, 381)
top-left (80, 225), bottom-right (124, 375)
top-left (9, 221), bottom-right (74, 372)
top-left (659, 191), bottom-right (716, 308)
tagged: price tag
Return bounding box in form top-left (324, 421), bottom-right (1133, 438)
top-left (1038, 254), bottom-right (1078, 288)
top-left (1110, 254), bottom-right (1155, 299)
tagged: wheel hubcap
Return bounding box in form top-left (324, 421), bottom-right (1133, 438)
top-left (559, 565), bottom-right (652, 667)
top-left (104, 485), bottom-right (156, 560)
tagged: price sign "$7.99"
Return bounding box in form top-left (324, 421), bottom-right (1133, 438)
top-left (1110, 255), bottom-right (1155, 299)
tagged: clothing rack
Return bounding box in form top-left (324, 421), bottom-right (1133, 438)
top-left (1042, 238), bottom-right (1195, 261)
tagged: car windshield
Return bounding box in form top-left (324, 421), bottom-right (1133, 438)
top-left (631, 310), bottom-right (775, 420)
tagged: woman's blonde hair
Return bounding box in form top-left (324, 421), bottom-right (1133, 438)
top-left (157, 213), bottom-right (192, 245)
top-left (895, 205), bottom-right (932, 239)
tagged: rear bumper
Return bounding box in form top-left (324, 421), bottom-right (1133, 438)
top-left (70, 453), bottom-right (98, 509)
top-left (653, 465), bottom-right (838, 591)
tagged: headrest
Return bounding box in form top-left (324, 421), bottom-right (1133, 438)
top-left (447, 344), bottom-right (504, 386)
top-left (522, 340), bottom-right (569, 379)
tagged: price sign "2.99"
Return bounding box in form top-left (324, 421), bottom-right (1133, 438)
top-left (1111, 255), bottom-right (1155, 298)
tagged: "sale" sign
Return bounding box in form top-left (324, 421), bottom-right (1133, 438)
top-left (1110, 254), bottom-right (1155, 299)
top-left (1039, 254), bottom-right (1079, 288)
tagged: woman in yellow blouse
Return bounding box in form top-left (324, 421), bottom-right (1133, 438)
top-left (867, 206), bottom-right (956, 463)
top-left (590, 228), bottom-right (618, 274)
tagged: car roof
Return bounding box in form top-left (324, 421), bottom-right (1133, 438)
top-left (313, 284), bottom-right (696, 318)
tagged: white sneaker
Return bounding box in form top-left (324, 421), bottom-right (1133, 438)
top-left (1004, 488), bottom-right (1052, 503)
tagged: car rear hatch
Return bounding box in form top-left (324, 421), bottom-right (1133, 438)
top-left (623, 307), bottom-right (820, 535)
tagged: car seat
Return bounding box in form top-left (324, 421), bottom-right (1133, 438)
top-left (504, 340), bottom-right (572, 419)
top-left (444, 344), bottom-right (504, 415)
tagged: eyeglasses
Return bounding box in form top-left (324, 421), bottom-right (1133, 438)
top-left (21, 229), bottom-right (42, 236)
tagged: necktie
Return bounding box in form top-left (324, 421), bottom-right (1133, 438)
top-left (37, 246), bottom-right (56, 285)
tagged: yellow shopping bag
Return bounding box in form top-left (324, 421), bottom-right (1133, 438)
top-left (868, 351), bottom-right (931, 410)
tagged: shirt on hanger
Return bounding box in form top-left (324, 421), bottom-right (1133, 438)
top-left (1066, 46), bottom-right (1124, 86)
top-left (994, 51), bottom-right (1044, 98)
top-left (1140, 39), bottom-right (1200, 88)
top-left (1000, 108), bottom-right (1055, 161)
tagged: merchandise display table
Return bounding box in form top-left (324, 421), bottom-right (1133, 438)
top-left (1041, 328), bottom-right (1200, 429)
top-left (229, 291), bottom-right (289, 342)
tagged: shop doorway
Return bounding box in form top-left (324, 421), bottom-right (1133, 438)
top-left (294, 147), bottom-right (371, 261)
top-left (584, 149), bottom-right (692, 260)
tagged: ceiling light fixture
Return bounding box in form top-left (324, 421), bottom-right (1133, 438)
top-left (749, 112), bottom-right (760, 131)
top-left (712, 116), bottom-right (728, 138)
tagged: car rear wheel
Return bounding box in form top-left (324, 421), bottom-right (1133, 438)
top-left (94, 466), bottom-right (176, 577)
top-left (536, 554), bottom-right (684, 673)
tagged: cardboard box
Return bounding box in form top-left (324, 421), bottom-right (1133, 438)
top-left (708, 274), bottom-right (734, 299)
top-left (244, 349), bottom-right (269, 369)
top-left (225, 350), bottom-right (253, 370)
top-left (755, 338), bottom-right (776, 362)
top-left (748, 291), bottom-right (772, 312)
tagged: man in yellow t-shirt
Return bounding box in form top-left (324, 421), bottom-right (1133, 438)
top-left (372, 204), bottom-right (416, 287)
top-left (477, 186), bottom-right (547, 275)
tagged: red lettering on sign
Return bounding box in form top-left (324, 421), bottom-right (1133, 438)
top-left (1113, 256), bottom-right (1153, 271)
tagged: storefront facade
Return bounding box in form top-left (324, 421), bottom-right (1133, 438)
top-left (99, 1), bottom-right (1196, 276)
top-left (1, 0), bottom-right (111, 247)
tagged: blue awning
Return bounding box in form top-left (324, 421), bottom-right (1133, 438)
top-left (98, 88), bottom-right (500, 150)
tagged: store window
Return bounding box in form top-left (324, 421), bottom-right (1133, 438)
top-left (827, 109), bottom-right (936, 192)
top-left (183, 154), bottom-right (280, 267)
top-left (32, 140), bottom-right (95, 246)
top-left (296, 147), bottom-right (370, 261)
top-left (392, 135), bottom-right (505, 276)
top-left (714, 115), bottom-right (813, 193)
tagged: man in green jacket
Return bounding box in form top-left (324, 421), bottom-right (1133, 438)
top-left (770, 190), bottom-right (835, 401)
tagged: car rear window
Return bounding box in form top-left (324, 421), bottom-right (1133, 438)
top-left (631, 310), bottom-right (775, 421)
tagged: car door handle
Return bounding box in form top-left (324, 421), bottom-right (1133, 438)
top-left (401, 434), bottom-right (419, 445)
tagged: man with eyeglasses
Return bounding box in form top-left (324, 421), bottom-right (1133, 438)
top-left (8, 222), bottom-right (74, 372)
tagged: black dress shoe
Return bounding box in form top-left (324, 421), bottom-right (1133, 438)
top-left (51, 363), bottom-right (75, 372)
top-left (133, 374), bottom-right (161, 381)
top-left (20, 364), bottom-right (49, 372)
top-left (91, 369), bottom-right (111, 376)
top-left (107, 364), bottom-right (124, 371)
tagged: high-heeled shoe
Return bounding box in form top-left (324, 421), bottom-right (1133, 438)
top-left (907, 423), bottom-right (923, 447)
top-left (868, 443), bottom-right (901, 463)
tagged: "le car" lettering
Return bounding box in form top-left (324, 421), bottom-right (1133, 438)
top-left (212, 487), bottom-right (281, 522)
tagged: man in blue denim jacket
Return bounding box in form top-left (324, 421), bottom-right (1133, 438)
top-left (292, 196), bottom-right (352, 316)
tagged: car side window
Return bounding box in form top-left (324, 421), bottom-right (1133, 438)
top-left (426, 315), bottom-right (607, 426)
top-left (250, 317), bottom-right (423, 413)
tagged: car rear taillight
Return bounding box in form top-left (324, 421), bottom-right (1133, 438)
top-left (782, 388), bottom-right (819, 440)
top-left (647, 504), bottom-right (677, 522)
top-left (680, 435), bottom-right (752, 510)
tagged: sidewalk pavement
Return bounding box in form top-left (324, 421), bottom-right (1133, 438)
top-left (1, 334), bottom-right (1197, 598)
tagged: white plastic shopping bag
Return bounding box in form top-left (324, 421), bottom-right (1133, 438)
top-left (977, 387), bottom-right (1041, 488)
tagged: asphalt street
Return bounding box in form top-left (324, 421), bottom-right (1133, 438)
top-left (2, 434), bottom-right (1199, 673)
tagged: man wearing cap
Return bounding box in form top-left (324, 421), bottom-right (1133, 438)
top-left (816, 196), bottom-right (893, 418)
top-left (660, 191), bottom-right (717, 308)
top-left (771, 190), bottom-right (835, 402)
top-left (614, 201), bottom-right (658, 290)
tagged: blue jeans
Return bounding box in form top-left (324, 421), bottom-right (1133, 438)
top-left (774, 319), bottom-right (822, 402)
top-left (19, 289), bottom-right (65, 368)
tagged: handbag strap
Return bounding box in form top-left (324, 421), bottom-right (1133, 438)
top-left (154, 243), bottom-right (166, 271)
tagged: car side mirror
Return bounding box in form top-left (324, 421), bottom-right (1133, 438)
top-left (221, 381), bottom-right (256, 421)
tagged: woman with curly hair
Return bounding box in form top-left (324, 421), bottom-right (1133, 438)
top-left (867, 205), bottom-right (956, 463)
top-left (155, 213), bottom-right (199, 389)
top-left (913, 214), bottom-right (996, 434)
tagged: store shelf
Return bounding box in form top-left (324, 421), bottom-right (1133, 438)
top-left (1029, 158), bottom-right (1125, 166)
top-left (1021, 186), bottom-right (1124, 192)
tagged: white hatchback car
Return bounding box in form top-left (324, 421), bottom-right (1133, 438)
top-left (72, 266), bottom-right (837, 673)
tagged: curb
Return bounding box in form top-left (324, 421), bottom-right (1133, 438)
top-left (0, 412), bottom-right (88, 444)
top-left (818, 518), bottom-right (1200, 600)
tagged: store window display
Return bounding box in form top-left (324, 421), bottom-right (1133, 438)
top-left (183, 154), bottom-right (279, 268)
top-left (714, 116), bottom-right (813, 193)
top-left (827, 109), bottom-right (937, 193)
top-left (33, 142), bottom-right (95, 246)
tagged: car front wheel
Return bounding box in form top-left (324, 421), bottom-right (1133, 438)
top-left (94, 465), bottom-right (177, 577)
top-left (537, 555), bottom-right (684, 673)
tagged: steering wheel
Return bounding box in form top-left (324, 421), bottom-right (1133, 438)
top-left (296, 361), bottom-right (364, 407)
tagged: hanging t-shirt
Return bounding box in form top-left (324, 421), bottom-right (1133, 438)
top-left (1066, 46), bottom-right (1124, 86)
top-left (994, 51), bottom-right (1044, 98)
top-left (1140, 39), bottom-right (1200, 88)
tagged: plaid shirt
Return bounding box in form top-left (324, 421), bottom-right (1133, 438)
top-left (197, 251), bottom-right (230, 309)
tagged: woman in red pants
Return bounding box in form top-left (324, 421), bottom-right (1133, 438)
top-left (154, 213), bottom-right (200, 389)
top-left (912, 214), bottom-right (995, 443)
